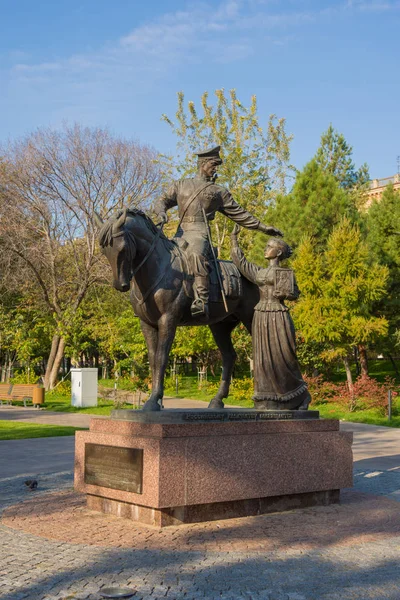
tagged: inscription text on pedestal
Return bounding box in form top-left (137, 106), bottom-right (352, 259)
top-left (85, 444), bottom-right (143, 494)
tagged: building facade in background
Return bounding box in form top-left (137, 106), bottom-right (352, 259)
top-left (366, 174), bottom-right (400, 206)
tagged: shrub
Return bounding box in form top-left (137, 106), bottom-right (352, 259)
top-left (164, 375), bottom-right (184, 395)
top-left (344, 375), bottom-right (397, 415)
top-left (307, 373), bottom-right (398, 415)
top-left (230, 377), bottom-right (254, 403)
top-left (11, 371), bottom-right (41, 385)
top-left (46, 380), bottom-right (71, 396)
top-left (206, 377), bottom-right (254, 405)
top-left (303, 374), bottom-right (340, 405)
top-left (112, 376), bottom-right (150, 393)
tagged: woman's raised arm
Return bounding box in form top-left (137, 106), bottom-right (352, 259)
top-left (230, 225), bottom-right (262, 285)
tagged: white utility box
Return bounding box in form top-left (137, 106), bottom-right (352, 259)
top-left (71, 368), bottom-right (98, 408)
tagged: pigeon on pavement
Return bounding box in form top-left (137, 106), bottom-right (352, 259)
top-left (24, 480), bottom-right (38, 490)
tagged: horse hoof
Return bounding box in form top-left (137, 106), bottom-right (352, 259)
top-left (208, 398), bottom-right (225, 410)
top-left (142, 400), bottom-right (161, 412)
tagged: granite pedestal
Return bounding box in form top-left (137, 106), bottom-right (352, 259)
top-left (74, 409), bottom-right (353, 527)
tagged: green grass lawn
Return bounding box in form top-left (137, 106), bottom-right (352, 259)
top-left (0, 421), bottom-right (84, 440)
top-left (43, 395), bottom-right (137, 415)
top-left (164, 376), bottom-right (217, 401)
top-left (314, 402), bottom-right (400, 427)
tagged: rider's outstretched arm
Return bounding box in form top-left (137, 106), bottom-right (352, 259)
top-left (219, 190), bottom-right (283, 237)
top-left (220, 190), bottom-right (262, 230)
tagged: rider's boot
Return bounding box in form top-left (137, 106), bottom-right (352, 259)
top-left (191, 275), bottom-right (209, 318)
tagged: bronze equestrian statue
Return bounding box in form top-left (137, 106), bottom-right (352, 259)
top-left (96, 146), bottom-right (282, 411)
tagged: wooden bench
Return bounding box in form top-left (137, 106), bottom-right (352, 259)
top-left (10, 384), bottom-right (42, 407)
top-left (0, 383), bottom-right (13, 405)
top-left (0, 384), bottom-right (42, 407)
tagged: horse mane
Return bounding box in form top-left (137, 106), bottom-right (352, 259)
top-left (99, 208), bottom-right (175, 252)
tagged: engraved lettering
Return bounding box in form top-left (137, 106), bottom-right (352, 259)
top-left (258, 412), bottom-right (294, 420)
top-left (227, 413), bottom-right (257, 420)
top-left (183, 413), bottom-right (225, 421)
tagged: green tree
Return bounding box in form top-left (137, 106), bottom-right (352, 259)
top-left (264, 159), bottom-right (359, 253)
top-left (171, 326), bottom-right (218, 373)
top-left (0, 290), bottom-right (52, 381)
top-left (0, 124), bottom-right (160, 389)
top-left (367, 183), bottom-right (400, 370)
top-left (292, 218), bottom-right (388, 392)
top-left (82, 285), bottom-right (148, 376)
top-left (315, 124), bottom-right (369, 189)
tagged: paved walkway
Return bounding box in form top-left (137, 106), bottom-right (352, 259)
top-left (0, 414), bottom-right (400, 599)
top-left (0, 397), bottom-right (211, 428)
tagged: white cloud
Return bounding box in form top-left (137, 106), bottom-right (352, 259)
top-left (4, 0), bottom-right (399, 130)
top-left (8, 0), bottom-right (400, 81)
top-left (7, 1), bottom-right (316, 83)
top-left (14, 62), bottom-right (62, 73)
top-left (11, 0), bottom-right (398, 85)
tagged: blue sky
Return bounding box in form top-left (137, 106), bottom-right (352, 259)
top-left (1, 0), bottom-right (399, 178)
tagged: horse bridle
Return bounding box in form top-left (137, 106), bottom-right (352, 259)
top-left (112, 223), bottom-right (164, 279)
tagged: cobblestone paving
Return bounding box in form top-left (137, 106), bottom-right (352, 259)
top-left (1, 465), bottom-right (400, 600)
top-left (4, 487), bottom-right (400, 551)
top-left (354, 467), bottom-right (400, 501)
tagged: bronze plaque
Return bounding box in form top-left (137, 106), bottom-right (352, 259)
top-left (85, 444), bottom-right (143, 494)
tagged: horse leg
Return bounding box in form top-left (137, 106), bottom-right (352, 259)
top-left (142, 315), bottom-right (177, 412)
top-left (208, 320), bottom-right (238, 409)
top-left (140, 320), bottom-right (158, 384)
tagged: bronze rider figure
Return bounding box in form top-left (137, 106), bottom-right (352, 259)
top-left (154, 146), bottom-right (283, 318)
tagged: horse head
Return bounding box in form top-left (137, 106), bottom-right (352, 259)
top-left (96, 209), bottom-right (137, 293)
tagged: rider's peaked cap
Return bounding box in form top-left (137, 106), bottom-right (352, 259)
top-left (196, 145), bottom-right (222, 164)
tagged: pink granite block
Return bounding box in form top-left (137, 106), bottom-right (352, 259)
top-left (89, 418), bottom-right (339, 437)
top-left (75, 430), bottom-right (161, 507)
top-left (177, 430), bottom-right (352, 506)
top-left (75, 418), bottom-right (353, 517)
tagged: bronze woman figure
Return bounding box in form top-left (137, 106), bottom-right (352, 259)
top-left (231, 226), bottom-right (310, 410)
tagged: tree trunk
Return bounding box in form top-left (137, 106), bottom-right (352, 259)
top-left (102, 362), bottom-right (108, 380)
top-left (7, 354), bottom-right (13, 382)
top-left (44, 334), bottom-right (61, 390)
top-left (388, 353), bottom-right (400, 378)
top-left (343, 356), bottom-right (355, 411)
top-left (358, 344), bottom-right (369, 377)
top-left (48, 337), bottom-right (66, 390)
top-left (353, 346), bottom-right (360, 377)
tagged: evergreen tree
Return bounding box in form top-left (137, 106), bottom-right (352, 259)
top-left (315, 124), bottom-right (369, 189)
top-left (367, 183), bottom-right (400, 366)
top-left (261, 159), bottom-right (359, 254)
top-left (292, 218), bottom-right (388, 391)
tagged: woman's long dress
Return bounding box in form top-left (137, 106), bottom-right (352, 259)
top-left (231, 244), bottom-right (310, 410)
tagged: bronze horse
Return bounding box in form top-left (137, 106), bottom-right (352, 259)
top-left (97, 208), bottom-right (259, 411)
